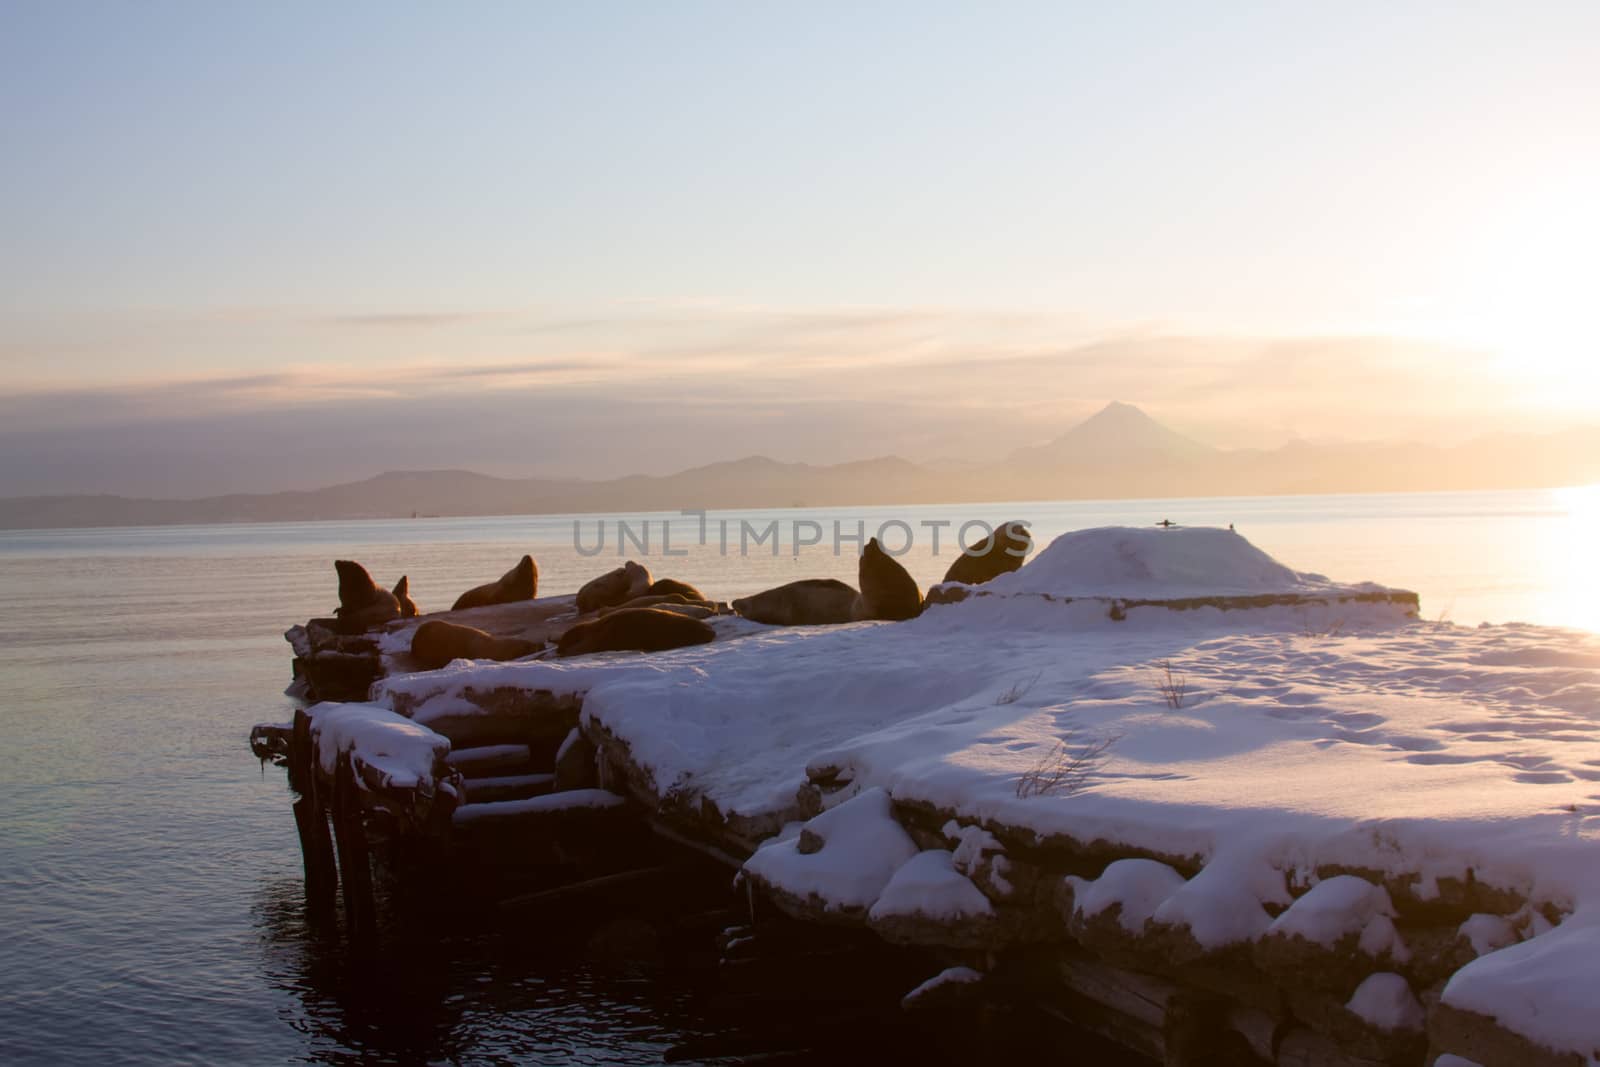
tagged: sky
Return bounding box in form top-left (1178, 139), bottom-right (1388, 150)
top-left (1, 1), bottom-right (1597, 497)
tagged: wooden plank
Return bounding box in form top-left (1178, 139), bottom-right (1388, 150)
top-left (413, 700), bottom-right (579, 750)
top-left (332, 755), bottom-right (377, 942)
top-left (447, 743), bottom-right (532, 777)
top-left (463, 772), bottom-right (555, 804)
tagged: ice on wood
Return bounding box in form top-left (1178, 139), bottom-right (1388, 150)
top-left (307, 701), bottom-right (450, 789)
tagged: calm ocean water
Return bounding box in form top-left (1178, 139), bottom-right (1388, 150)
top-left (0, 488), bottom-right (1595, 1064)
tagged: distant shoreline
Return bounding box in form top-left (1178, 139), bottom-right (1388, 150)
top-left (4, 404), bottom-right (1597, 531)
top-left (0, 481), bottom-right (1593, 534)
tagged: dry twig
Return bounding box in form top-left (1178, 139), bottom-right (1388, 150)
top-left (1153, 659), bottom-right (1188, 710)
top-left (1016, 733), bottom-right (1118, 798)
top-left (996, 671), bottom-right (1043, 706)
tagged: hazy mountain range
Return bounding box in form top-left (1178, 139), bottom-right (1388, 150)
top-left (4, 402), bottom-right (1597, 530)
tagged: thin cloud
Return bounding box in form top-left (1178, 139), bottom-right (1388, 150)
top-left (317, 311), bottom-right (506, 328)
top-left (0, 309), bottom-right (1578, 497)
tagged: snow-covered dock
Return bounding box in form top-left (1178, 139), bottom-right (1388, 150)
top-left (254, 527), bottom-right (1600, 1067)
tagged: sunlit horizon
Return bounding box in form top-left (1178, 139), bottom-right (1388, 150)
top-left (2, 3), bottom-right (1597, 496)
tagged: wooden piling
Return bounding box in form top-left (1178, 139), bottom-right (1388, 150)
top-left (289, 709), bottom-right (337, 916)
top-left (332, 754), bottom-right (377, 942)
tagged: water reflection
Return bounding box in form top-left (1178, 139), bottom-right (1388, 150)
top-left (251, 873), bottom-right (727, 1065)
top-left (1542, 484), bottom-right (1600, 633)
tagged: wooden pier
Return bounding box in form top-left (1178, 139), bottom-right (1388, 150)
top-left (252, 575), bottom-right (1590, 1067)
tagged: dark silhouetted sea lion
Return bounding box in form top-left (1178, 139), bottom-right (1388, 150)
top-left (639, 603), bottom-right (716, 620)
top-left (452, 554), bottom-right (538, 612)
top-left (576, 560), bottom-right (652, 614)
top-left (941, 520), bottom-right (1032, 586)
top-left (411, 619), bottom-right (542, 669)
top-left (732, 578), bottom-right (859, 626)
top-left (557, 607), bottom-right (715, 658)
top-left (646, 578), bottom-right (705, 601)
top-left (333, 559), bottom-right (402, 631)
top-left (854, 538), bottom-right (922, 621)
top-left (598, 592), bottom-right (714, 616)
top-left (393, 575), bottom-right (419, 617)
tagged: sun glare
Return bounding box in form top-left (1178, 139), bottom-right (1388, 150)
top-left (1439, 173), bottom-right (1600, 405)
top-left (1540, 483), bottom-right (1600, 632)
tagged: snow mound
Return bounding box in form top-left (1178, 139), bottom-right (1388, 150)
top-left (869, 850), bottom-right (994, 922)
top-left (1443, 911), bottom-right (1600, 1059)
top-left (1346, 973), bottom-right (1425, 1032)
top-left (1268, 876), bottom-right (1408, 962)
top-left (1067, 858), bottom-right (1188, 933)
top-left (986, 525), bottom-right (1357, 598)
top-left (1152, 851), bottom-right (1288, 948)
top-left (742, 787), bottom-right (918, 913)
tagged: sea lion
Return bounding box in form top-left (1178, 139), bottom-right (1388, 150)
top-left (451, 554), bottom-right (538, 612)
top-left (556, 607), bottom-right (715, 658)
top-left (941, 520), bottom-right (1032, 586)
top-left (575, 560), bottom-right (652, 614)
top-left (410, 619), bottom-right (544, 670)
top-left (598, 592), bottom-right (714, 616)
top-left (393, 575), bottom-right (419, 617)
top-left (854, 538), bottom-right (922, 621)
top-left (732, 578), bottom-right (859, 626)
top-left (636, 603), bottom-right (716, 620)
top-left (646, 578), bottom-right (705, 601)
top-left (333, 559), bottom-right (402, 632)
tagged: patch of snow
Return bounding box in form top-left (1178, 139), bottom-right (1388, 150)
top-left (985, 526), bottom-right (1381, 599)
top-left (1458, 913), bottom-right (1518, 957)
top-left (988, 855), bottom-right (1015, 896)
top-left (1358, 913), bottom-right (1411, 963)
top-left (1432, 1057), bottom-right (1482, 1067)
top-left (307, 701), bottom-right (450, 789)
top-left (742, 787), bottom-right (918, 913)
top-left (555, 727), bottom-right (581, 765)
top-left (1345, 972), bottom-right (1424, 1032)
top-left (374, 627), bottom-right (414, 656)
top-left (1443, 911), bottom-right (1600, 1059)
top-left (1153, 850), bottom-right (1288, 948)
top-left (901, 965), bottom-right (982, 1009)
top-left (944, 822), bottom-right (1004, 873)
top-left (451, 789), bottom-right (625, 824)
top-left (1067, 858), bottom-right (1187, 933)
top-left (1520, 906), bottom-right (1555, 939)
top-left (869, 850), bottom-right (994, 921)
top-left (1268, 876), bottom-right (1396, 949)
